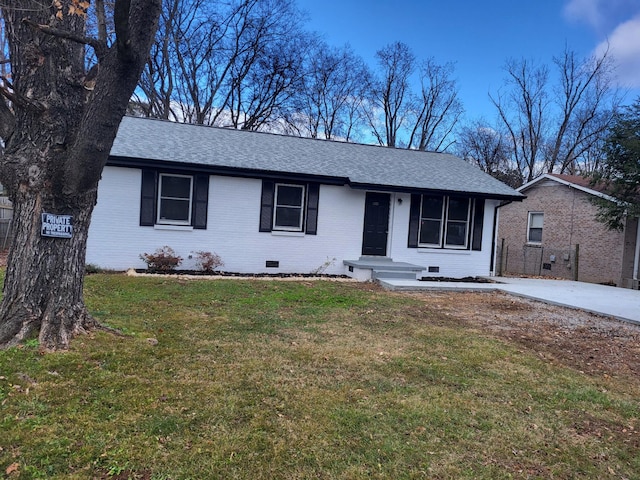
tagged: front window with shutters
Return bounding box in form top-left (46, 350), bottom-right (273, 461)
top-left (157, 173), bottom-right (193, 225)
top-left (273, 183), bottom-right (305, 231)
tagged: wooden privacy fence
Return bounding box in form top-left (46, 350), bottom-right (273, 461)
top-left (496, 240), bottom-right (579, 281)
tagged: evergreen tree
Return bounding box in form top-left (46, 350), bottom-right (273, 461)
top-left (593, 98), bottom-right (640, 230)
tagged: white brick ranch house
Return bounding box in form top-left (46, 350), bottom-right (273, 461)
top-left (86, 116), bottom-right (523, 280)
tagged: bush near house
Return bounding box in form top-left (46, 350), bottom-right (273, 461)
top-left (193, 250), bottom-right (224, 273)
top-left (139, 246), bottom-right (183, 272)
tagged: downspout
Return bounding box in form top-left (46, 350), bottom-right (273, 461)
top-left (492, 200), bottom-right (512, 276)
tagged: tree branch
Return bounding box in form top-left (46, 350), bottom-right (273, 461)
top-left (0, 76), bottom-right (44, 111)
top-left (0, 96), bottom-right (15, 141)
top-left (114, 0), bottom-right (133, 60)
top-left (21, 18), bottom-right (108, 61)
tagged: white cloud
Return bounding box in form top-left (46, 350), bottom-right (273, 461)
top-left (595, 14), bottom-right (640, 88)
top-left (563, 0), bottom-right (602, 27)
top-left (563, 0), bottom-right (639, 31)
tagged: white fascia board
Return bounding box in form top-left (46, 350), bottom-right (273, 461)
top-left (517, 173), bottom-right (618, 203)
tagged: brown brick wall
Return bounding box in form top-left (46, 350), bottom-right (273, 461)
top-left (497, 179), bottom-right (628, 285)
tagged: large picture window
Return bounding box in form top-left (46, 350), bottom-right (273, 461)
top-left (157, 173), bottom-right (193, 225)
top-left (412, 194), bottom-right (475, 249)
top-left (274, 184), bottom-right (305, 231)
top-left (421, 196), bottom-right (470, 248)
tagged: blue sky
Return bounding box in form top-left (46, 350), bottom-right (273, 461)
top-left (296, 0), bottom-right (640, 122)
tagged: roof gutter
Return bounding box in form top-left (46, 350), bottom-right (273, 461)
top-left (106, 155), bottom-right (349, 186)
top-left (347, 182), bottom-right (525, 201)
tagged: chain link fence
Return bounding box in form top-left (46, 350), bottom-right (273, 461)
top-left (496, 240), bottom-right (579, 280)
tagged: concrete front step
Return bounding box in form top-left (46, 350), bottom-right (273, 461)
top-left (343, 258), bottom-right (424, 271)
top-left (343, 257), bottom-right (425, 282)
top-left (372, 270), bottom-right (419, 280)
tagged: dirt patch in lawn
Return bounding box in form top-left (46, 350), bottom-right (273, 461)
top-left (400, 289), bottom-right (640, 379)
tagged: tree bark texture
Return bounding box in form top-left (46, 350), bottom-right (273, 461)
top-left (0, 188), bottom-right (98, 349)
top-left (0, 0), bottom-right (161, 350)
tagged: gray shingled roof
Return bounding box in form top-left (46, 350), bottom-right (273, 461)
top-left (111, 116), bottom-right (523, 199)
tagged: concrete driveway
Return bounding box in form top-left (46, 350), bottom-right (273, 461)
top-left (379, 276), bottom-right (640, 325)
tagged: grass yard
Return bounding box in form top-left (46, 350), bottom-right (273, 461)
top-left (1, 275), bottom-right (639, 479)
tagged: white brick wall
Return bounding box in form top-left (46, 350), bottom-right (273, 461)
top-left (387, 193), bottom-right (498, 278)
top-left (86, 167), bottom-right (498, 278)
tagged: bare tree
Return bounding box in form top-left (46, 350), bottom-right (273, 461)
top-left (0, 0), bottom-right (160, 350)
top-left (490, 58), bottom-right (548, 182)
top-left (490, 47), bottom-right (619, 182)
top-left (366, 41), bottom-right (415, 147)
top-left (295, 43), bottom-right (371, 140)
top-left (134, 0), bottom-right (232, 122)
top-left (224, 0), bottom-right (309, 130)
top-left (407, 59), bottom-right (463, 152)
top-left (136, 0), bottom-right (309, 130)
top-left (547, 48), bottom-right (617, 173)
top-left (456, 120), bottom-right (523, 188)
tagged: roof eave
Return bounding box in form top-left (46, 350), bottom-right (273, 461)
top-left (107, 154), bottom-right (524, 200)
top-left (107, 155), bottom-right (349, 185)
top-left (348, 182), bottom-right (525, 200)
top-left (518, 173), bottom-right (617, 203)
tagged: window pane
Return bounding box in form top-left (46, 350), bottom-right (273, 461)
top-left (528, 213), bottom-right (543, 242)
top-left (445, 221), bottom-right (467, 246)
top-left (161, 175), bottom-right (191, 199)
top-left (529, 227), bottom-right (542, 243)
top-left (419, 219), bottom-right (441, 245)
top-left (275, 206), bottom-right (302, 228)
top-left (530, 213), bottom-right (543, 228)
top-left (421, 195), bottom-right (443, 219)
top-left (448, 198), bottom-right (469, 221)
top-left (159, 199), bottom-right (190, 222)
top-left (277, 185), bottom-right (303, 206)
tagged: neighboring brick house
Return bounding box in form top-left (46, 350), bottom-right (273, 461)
top-left (497, 173), bottom-right (639, 288)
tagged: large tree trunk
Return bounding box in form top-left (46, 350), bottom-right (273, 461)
top-left (0, 0), bottom-right (161, 351)
top-left (0, 188), bottom-right (99, 349)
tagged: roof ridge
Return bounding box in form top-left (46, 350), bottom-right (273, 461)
top-left (120, 115), bottom-right (456, 157)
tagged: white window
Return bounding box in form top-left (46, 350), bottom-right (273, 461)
top-left (528, 212), bottom-right (543, 243)
top-left (419, 195), bottom-right (471, 249)
top-left (273, 183), bottom-right (305, 231)
top-left (157, 173), bottom-right (193, 225)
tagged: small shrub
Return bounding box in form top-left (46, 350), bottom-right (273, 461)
top-left (140, 246), bottom-right (183, 273)
top-left (310, 257), bottom-right (336, 275)
top-left (193, 250), bottom-right (224, 273)
top-left (85, 263), bottom-right (101, 274)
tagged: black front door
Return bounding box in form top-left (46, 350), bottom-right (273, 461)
top-left (362, 192), bottom-right (390, 256)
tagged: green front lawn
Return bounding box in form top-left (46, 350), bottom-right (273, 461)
top-left (1, 276), bottom-right (638, 479)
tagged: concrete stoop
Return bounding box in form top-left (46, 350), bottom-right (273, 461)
top-left (343, 257), bottom-right (425, 282)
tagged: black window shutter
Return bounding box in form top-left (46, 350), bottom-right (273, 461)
top-left (471, 198), bottom-right (485, 251)
top-left (192, 174), bottom-right (209, 229)
top-left (407, 194), bottom-right (421, 248)
top-left (259, 180), bottom-right (275, 232)
top-left (305, 183), bottom-right (320, 235)
top-left (140, 169), bottom-right (157, 226)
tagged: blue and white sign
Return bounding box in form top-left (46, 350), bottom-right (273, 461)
top-left (41, 213), bottom-right (73, 238)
